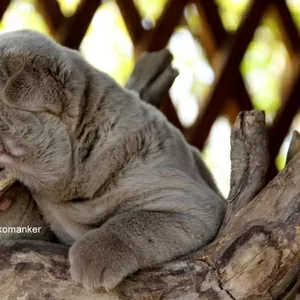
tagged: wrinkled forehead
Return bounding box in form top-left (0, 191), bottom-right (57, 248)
top-left (0, 30), bottom-right (63, 73)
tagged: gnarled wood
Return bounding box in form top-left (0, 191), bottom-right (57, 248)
top-left (125, 49), bottom-right (178, 108)
top-left (0, 51), bottom-right (299, 300)
top-left (219, 110), bottom-right (269, 233)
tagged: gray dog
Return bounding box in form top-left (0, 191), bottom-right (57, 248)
top-left (0, 30), bottom-right (225, 291)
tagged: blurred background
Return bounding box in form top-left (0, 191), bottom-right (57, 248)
top-left (1, 0), bottom-right (300, 197)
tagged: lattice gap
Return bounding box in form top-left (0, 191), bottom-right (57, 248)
top-left (80, 1), bottom-right (134, 85)
top-left (56, 0), bottom-right (81, 17)
top-left (202, 116), bottom-right (231, 197)
top-left (286, 0), bottom-right (300, 28)
top-left (241, 14), bottom-right (290, 125)
top-left (167, 3), bottom-right (216, 129)
top-left (168, 26), bottom-right (214, 128)
top-left (276, 112), bottom-right (300, 171)
top-left (133, 0), bottom-right (168, 23)
top-left (215, 0), bottom-right (251, 31)
top-left (0, 0), bottom-right (49, 34)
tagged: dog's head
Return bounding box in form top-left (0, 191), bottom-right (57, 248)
top-left (0, 30), bottom-right (132, 196)
top-left (0, 30), bottom-right (89, 193)
top-left (0, 30), bottom-right (86, 129)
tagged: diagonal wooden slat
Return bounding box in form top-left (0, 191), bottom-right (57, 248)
top-left (267, 56), bottom-right (300, 180)
top-left (56, 0), bottom-right (101, 49)
top-left (115, 0), bottom-right (144, 44)
top-left (0, 0), bottom-right (10, 21)
top-left (137, 0), bottom-right (189, 53)
top-left (113, 0), bottom-right (181, 131)
top-left (265, 1), bottom-right (300, 179)
top-left (133, 0), bottom-right (189, 130)
top-left (35, 0), bottom-right (65, 35)
top-left (193, 0), bottom-right (253, 124)
top-left (272, 0), bottom-right (300, 55)
top-left (186, 0), bottom-right (269, 149)
top-left (193, 0), bottom-right (227, 60)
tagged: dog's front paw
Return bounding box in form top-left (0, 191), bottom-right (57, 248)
top-left (69, 229), bottom-right (139, 291)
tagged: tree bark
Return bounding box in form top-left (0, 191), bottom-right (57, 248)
top-left (125, 49), bottom-right (178, 108)
top-left (0, 50), bottom-right (299, 300)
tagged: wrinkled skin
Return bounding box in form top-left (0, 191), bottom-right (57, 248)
top-left (0, 30), bottom-right (225, 291)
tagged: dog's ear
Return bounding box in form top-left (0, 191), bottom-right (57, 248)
top-left (1, 62), bottom-right (67, 115)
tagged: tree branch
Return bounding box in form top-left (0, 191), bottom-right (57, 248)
top-left (219, 110), bottom-right (269, 233)
top-left (0, 51), bottom-right (299, 300)
top-left (125, 49), bottom-right (178, 108)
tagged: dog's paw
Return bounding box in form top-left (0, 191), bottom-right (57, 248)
top-left (69, 229), bottom-right (139, 291)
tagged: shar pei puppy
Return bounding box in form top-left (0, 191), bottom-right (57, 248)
top-left (0, 30), bottom-right (225, 291)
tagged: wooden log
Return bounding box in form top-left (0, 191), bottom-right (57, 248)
top-left (0, 51), bottom-right (299, 300)
top-left (126, 49), bottom-right (183, 130)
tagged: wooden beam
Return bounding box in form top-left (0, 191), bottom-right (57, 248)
top-left (56, 0), bottom-right (102, 49)
top-left (186, 0), bottom-right (269, 149)
top-left (35, 0), bottom-right (65, 35)
top-left (136, 0), bottom-right (188, 54)
top-left (193, 0), bottom-right (227, 60)
top-left (265, 1), bottom-right (300, 180)
top-left (194, 0), bottom-right (253, 124)
top-left (115, 0), bottom-right (144, 44)
top-left (272, 0), bottom-right (300, 56)
top-left (0, 0), bottom-right (10, 21)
